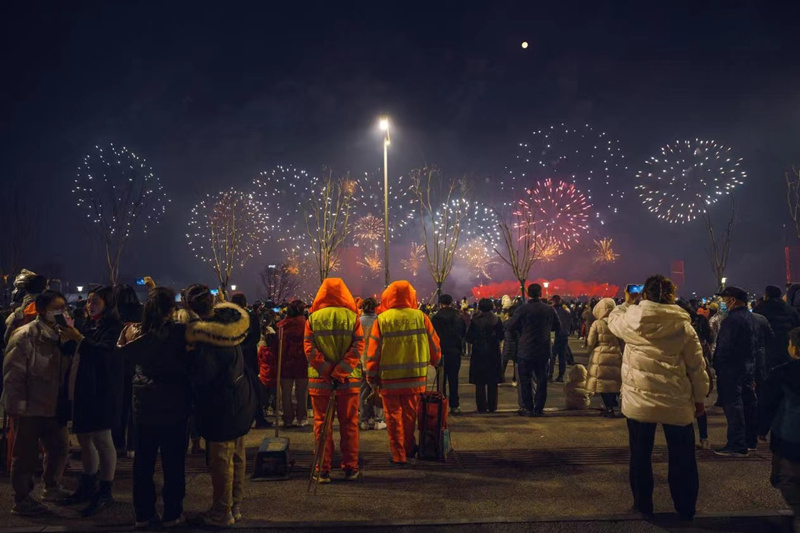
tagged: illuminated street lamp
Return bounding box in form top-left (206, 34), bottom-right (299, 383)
top-left (721, 277), bottom-right (727, 289)
top-left (76, 285), bottom-right (84, 293)
top-left (543, 281), bottom-right (550, 297)
top-left (231, 285), bottom-right (237, 292)
top-left (379, 116), bottom-right (391, 287)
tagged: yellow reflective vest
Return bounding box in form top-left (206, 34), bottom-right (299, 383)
top-left (305, 307), bottom-right (362, 392)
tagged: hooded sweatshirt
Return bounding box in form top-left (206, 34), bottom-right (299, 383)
top-left (607, 300), bottom-right (709, 426)
top-left (586, 298), bottom-right (623, 394)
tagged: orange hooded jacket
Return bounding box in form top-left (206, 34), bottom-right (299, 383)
top-left (304, 278), bottom-right (364, 394)
top-left (366, 281), bottom-right (441, 395)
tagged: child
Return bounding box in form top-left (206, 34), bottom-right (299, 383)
top-left (758, 326), bottom-right (800, 533)
top-left (564, 364), bottom-right (592, 410)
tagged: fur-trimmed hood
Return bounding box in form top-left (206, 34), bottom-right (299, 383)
top-left (186, 302), bottom-right (250, 347)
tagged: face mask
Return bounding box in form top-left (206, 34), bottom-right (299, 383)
top-left (719, 302), bottom-right (728, 312)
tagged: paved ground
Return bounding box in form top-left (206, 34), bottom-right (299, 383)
top-left (0, 339), bottom-right (794, 532)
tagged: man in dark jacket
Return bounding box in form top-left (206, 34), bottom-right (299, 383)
top-left (755, 286), bottom-right (800, 372)
top-left (231, 292), bottom-right (269, 428)
top-left (186, 285), bottom-right (255, 527)
top-left (713, 286), bottom-right (760, 457)
top-left (550, 296), bottom-right (572, 382)
top-left (431, 294), bottom-right (467, 414)
top-left (506, 284), bottom-right (561, 416)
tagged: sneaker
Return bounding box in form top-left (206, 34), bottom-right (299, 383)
top-left (135, 513), bottom-right (162, 529)
top-left (698, 439), bottom-right (711, 450)
top-left (374, 421), bottom-right (387, 430)
top-left (199, 510), bottom-right (235, 527)
top-left (11, 497), bottom-right (50, 516)
top-left (231, 506), bottom-right (242, 523)
top-left (41, 485), bottom-right (72, 502)
top-left (450, 407), bottom-right (462, 415)
top-left (516, 408), bottom-right (534, 417)
top-left (343, 467), bottom-right (362, 481)
top-left (162, 514), bottom-right (184, 528)
top-left (312, 471), bottom-right (332, 484)
top-left (360, 422), bottom-right (370, 431)
top-left (298, 419), bottom-right (309, 428)
top-left (747, 445), bottom-right (758, 452)
top-left (283, 420), bottom-right (297, 428)
top-left (511, 381), bottom-right (518, 387)
top-left (714, 447), bottom-right (748, 458)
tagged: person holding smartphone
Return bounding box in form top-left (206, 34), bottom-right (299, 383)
top-left (3, 290), bottom-right (72, 516)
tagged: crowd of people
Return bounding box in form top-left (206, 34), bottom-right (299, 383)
top-left (2, 269), bottom-right (800, 531)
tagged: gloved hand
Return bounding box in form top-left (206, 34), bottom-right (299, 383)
top-left (330, 366), bottom-right (349, 384)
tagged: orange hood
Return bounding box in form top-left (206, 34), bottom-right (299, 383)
top-left (310, 278), bottom-right (357, 314)
top-left (379, 281), bottom-right (418, 311)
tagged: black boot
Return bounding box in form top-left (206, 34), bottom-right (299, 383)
top-left (58, 474), bottom-right (97, 506)
top-left (81, 480), bottom-right (114, 517)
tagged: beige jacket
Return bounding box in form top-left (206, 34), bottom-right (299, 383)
top-left (2, 317), bottom-right (69, 418)
top-left (586, 298), bottom-right (622, 394)
top-left (608, 301), bottom-right (709, 426)
top-left (564, 364), bottom-right (592, 409)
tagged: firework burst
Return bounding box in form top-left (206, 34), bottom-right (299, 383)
top-left (401, 242), bottom-right (425, 277)
top-left (353, 213), bottom-right (384, 245)
top-left (505, 123), bottom-right (628, 225)
top-left (463, 238), bottom-right (498, 280)
top-left (636, 139), bottom-right (745, 224)
top-left (355, 172), bottom-right (415, 237)
top-left (592, 238), bottom-right (619, 264)
top-left (526, 179), bottom-right (591, 250)
top-left (357, 247), bottom-right (383, 275)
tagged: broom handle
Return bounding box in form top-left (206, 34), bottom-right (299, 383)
top-left (275, 326), bottom-right (284, 438)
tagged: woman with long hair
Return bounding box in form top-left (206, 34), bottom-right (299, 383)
top-left (607, 275), bottom-right (709, 521)
top-left (58, 286), bottom-right (124, 516)
top-left (118, 287), bottom-right (191, 528)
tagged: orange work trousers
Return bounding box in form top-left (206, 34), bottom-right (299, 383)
top-left (381, 393), bottom-right (419, 463)
top-left (310, 393), bottom-right (359, 472)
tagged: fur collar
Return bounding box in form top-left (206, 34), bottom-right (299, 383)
top-left (186, 302), bottom-right (250, 347)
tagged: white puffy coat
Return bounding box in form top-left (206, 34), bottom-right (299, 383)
top-left (607, 301), bottom-right (709, 426)
top-left (586, 298), bottom-right (622, 394)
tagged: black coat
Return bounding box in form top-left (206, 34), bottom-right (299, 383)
top-left (713, 306), bottom-right (760, 384)
top-left (758, 359), bottom-right (800, 461)
top-left (241, 308), bottom-right (261, 375)
top-left (755, 298), bottom-right (800, 371)
top-left (554, 305), bottom-right (572, 338)
top-left (121, 323), bottom-right (192, 427)
top-left (506, 299), bottom-right (561, 361)
top-left (431, 307), bottom-right (466, 359)
top-left (466, 311), bottom-right (504, 385)
top-left (67, 316), bottom-right (125, 433)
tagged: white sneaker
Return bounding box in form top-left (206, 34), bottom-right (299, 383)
top-left (374, 421), bottom-right (387, 430)
top-left (298, 419), bottom-right (309, 428)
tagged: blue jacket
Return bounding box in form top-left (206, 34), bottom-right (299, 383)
top-left (713, 306), bottom-right (758, 383)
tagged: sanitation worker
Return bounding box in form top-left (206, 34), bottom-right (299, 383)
top-left (303, 278), bottom-right (364, 483)
top-left (366, 281), bottom-right (441, 465)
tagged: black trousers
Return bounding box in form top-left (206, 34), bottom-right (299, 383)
top-left (626, 418), bottom-right (698, 519)
top-left (475, 383), bottom-right (498, 412)
top-left (517, 358), bottom-right (549, 413)
top-left (133, 421), bottom-right (189, 522)
top-left (443, 355), bottom-right (462, 408)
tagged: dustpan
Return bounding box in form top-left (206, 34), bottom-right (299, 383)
top-left (251, 325), bottom-right (293, 481)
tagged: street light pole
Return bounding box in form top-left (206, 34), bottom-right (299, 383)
top-left (380, 117), bottom-right (391, 288)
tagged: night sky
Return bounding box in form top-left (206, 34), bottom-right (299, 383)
top-left (3, 1), bottom-right (800, 299)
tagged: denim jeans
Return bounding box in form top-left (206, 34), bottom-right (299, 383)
top-left (718, 376), bottom-right (758, 451)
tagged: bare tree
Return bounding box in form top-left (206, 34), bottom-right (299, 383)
top-left (259, 263), bottom-right (299, 303)
top-left (410, 167), bottom-right (468, 300)
top-left (493, 197), bottom-right (552, 300)
top-left (700, 197), bottom-right (735, 292)
top-left (188, 189), bottom-right (269, 298)
top-left (0, 186), bottom-right (40, 284)
top-left (73, 143), bottom-right (168, 285)
top-left (787, 167), bottom-right (800, 239)
top-left (303, 170), bottom-right (356, 283)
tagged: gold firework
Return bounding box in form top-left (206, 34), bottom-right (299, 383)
top-left (539, 240), bottom-right (561, 262)
top-left (593, 238), bottom-right (619, 264)
top-left (464, 238), bottom-right (497, 280)
top-left (353, 214), bottom-right (384, 244)
top-left (357, 248), bottom-right (383, 274)
top-left (401, 242), bottom-right (425, 277)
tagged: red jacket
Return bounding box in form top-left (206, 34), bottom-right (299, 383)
top-left (258, 316), bottom-right (309, 386)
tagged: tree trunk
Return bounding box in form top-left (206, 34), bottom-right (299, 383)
top-left (436, 281), bottom-right (443, 302)
top-left (519, 279), bottom-right (526, 302)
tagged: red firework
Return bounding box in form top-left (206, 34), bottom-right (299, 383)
top-left (527, 178), bottom-right (591, 250)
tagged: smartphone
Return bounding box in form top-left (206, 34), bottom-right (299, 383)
top-left (210, 289), bottom-right (219, 296)
top-left (626, 284), bottom-right (644, 295)
top-left (273, 307), bottom-right (281, 313)
top-left (54, 313), bottom-right (69, 328)
top-left (135, 278), bottom-right (146, 286)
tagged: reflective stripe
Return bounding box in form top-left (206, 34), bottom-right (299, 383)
top-left (312, 329), bottom-right (354, 337)
top-left (337, 358), bottom-right (356, 373)
top-left (308, 380), bottom-right (361, 390)
top-left (353, 335), bottom-right (364, 341)
top-left (381, 328), bottom-right (427, 339)
top-left (304, 335), bottom-right (314, 341)
top-left (378, 361), bottom-right (429, 371)
top-left (379, 378), bottom-right (426, 390)
top-left (315, 360), bottom-right (333, 374)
